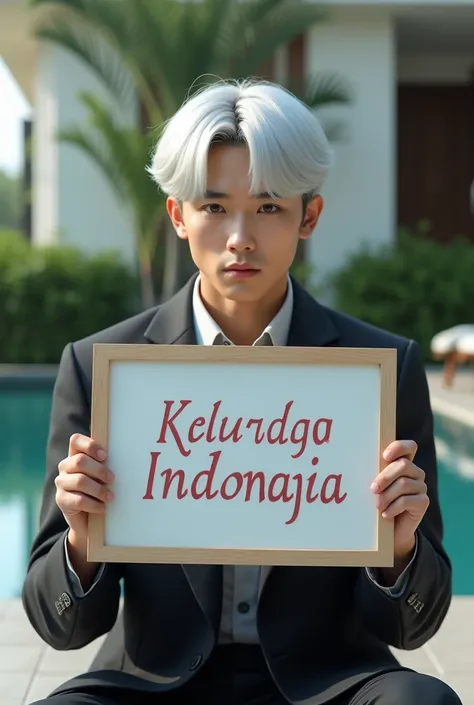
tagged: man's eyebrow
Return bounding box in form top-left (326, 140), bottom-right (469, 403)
top-left (202, 190), bottom-right (277, 199)
top-left (203, 190), bottom-right (228, 198)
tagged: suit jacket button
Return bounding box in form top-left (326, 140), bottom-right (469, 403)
top-left (55, 592), bottom-right (72, 616)
top-left (189, 654), bottom-right (202, 671)
top-left (407, 592), bottom-right (424, 613)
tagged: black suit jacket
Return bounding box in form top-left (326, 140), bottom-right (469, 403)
top-left (22, 275), bottom-right (452, 705)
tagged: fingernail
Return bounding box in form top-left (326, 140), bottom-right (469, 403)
top-left (97, 449), bottom-right (107, 461)
top-left (107, 471), bottom-right (115, 483)
top-left (106, 491), bottom-right (114, 502)
top-left (370, 482), bottom-right (379, 493)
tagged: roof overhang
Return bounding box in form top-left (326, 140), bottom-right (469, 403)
top-left (0, 0), bottom-right (38, 104)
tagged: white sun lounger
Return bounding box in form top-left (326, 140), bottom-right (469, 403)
top-left (431, 324), bottom-right (474, 386)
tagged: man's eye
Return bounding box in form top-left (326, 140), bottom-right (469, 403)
top-left (203, 203), bottom-right (225, 214)
top-left (259, 204), bottom-right (280, 214)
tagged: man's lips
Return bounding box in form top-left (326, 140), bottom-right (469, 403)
top-left (223, 264), bottom-right (260, 278)
top-left (223, 264), bottom-right (260, 272)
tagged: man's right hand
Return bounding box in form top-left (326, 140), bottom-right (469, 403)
top-left (55, 433), bottom-right (114, 583)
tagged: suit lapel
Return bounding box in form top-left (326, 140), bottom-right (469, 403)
top-left (144, 272), bottom-right (340, 349)
top-left (287, 276), bottom-right (340, 347)
top-left (144, 273), bottom-right (198, 346)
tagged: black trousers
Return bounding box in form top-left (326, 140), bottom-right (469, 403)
top-left (31, 645), bottom-right (462, 705)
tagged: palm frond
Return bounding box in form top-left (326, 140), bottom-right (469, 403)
top-left (32, 7), bottom-right (135, 108)
top-left (58, 125), bottom-right (127, 201)
top-left (30, 0), bottom-right (132, 40)
top-left (222, 0), bottom-right (326, 77)
top-left (31, 0), bottom-right (164, 119)
top-left (299, 72), bottom-right (354, 109)
top-left (59, 91), bottom-right (164, 244)
top-left (29, 0), bottom-right (89, 12)
top-left (216, 0), bottom-right (303, 63)
top-left (120, 0), bottom-right (191, 117)
top-left (188, 0), bottom-right (236, 84)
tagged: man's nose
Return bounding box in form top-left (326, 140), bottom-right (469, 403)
top-left (226, 218), bottom-right (255, 252)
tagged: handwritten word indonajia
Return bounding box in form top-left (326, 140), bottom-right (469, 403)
top-left (142, 399), bottom-right (347, 525)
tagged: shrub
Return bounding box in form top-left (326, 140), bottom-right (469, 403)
top-left (0, 231), bottom-right (140, 363)
top-left (330, 224), bottom-right (474, 361)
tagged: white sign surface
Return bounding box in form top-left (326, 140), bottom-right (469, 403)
top-left (88, 345), bottom-right (396, 567)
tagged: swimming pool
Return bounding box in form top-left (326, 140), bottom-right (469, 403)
top-left (1, 385), bottom-right (473, 598)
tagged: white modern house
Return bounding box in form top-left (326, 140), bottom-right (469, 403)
top-left (1, 0), bottom-right (474, 286)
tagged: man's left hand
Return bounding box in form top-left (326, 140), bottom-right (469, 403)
top-left (371, 440), bottom-right (429, 566)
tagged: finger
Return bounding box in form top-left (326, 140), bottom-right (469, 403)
top-left (381, 492), bottom-right (430, 519)
top-left (55, 472), bottom-right (114, 504)
top-left (383, 440), bottom-right (417, 463)
top-left (371, 458), bottom-right (424, 493)
top-left (56, 489), bottom-right (107, 516)
top-left (58, 452), bottom-right (114, 485)
top-left (375, 477), bottom-right (427, 514)
top-left (68, 433), bottom-right (107, 462)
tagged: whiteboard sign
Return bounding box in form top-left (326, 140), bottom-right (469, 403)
top-left (88, 344), bottom-right (396, 567)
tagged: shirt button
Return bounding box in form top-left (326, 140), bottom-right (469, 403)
top-left (237, 602), bottom-right (250, 614)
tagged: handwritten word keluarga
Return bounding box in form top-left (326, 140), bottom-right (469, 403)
top-left (155, 399), bottom-right (332, 458)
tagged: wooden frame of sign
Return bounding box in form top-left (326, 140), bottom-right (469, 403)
top-left (87, 344), bottom-right (397, 567)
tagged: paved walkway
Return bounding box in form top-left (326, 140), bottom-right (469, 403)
top-left (427, 367), bottom-right (474, 427)
top-left (1, 595), bottom-right (473, 704)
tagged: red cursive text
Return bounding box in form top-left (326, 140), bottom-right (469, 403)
top-left (143, 450), bottom-right (347, 525)
top-left (156, 399), bottom-right (333, 460)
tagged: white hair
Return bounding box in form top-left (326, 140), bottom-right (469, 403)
top-left (147, 78), bottom-right (333, 202)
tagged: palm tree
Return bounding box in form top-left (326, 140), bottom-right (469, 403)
top-left (30, 0), bottom-right (353, 300)
top-left (59, 92), bottom-right (165, 308)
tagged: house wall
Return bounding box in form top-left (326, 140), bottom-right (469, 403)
top-left (32, 44), bottom-right (137, 264)
top-left (304, 8), bottom-right (396, 295)
top-left (33, 45), bottom-right (57, 247)
top-left (398, 53), bottom-right (474, 83)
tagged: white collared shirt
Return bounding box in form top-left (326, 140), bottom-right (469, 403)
top-left (192, 274), bottom-right (294, 348)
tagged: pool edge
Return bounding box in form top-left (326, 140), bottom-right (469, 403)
top-left (431, 394), bottom-right (474, 429)
top-left (0, 365), bottom-right (58, 390)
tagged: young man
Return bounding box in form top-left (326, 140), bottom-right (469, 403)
top-left (23, 79), bottom-right (460, 705)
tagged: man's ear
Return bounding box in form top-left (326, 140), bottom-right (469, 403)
top-left (166, 197), bottom-right (188, 240)
top-left (299, 195), bottom-right (324, 240)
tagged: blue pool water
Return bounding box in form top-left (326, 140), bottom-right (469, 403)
top-left (0, 386), bottom-right (473, 598)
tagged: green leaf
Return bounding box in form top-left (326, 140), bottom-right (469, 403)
top-left (58, 125), bottom-right (128, 199)
top-left (299, 71), bottom-right (354, 109)
top-left (222, 1), bottom-right (326, 77)
top-left (32, 5), bottom-right (136, 108)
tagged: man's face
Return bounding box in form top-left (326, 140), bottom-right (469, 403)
top-left (167, 145), bottom-right (323, 305)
